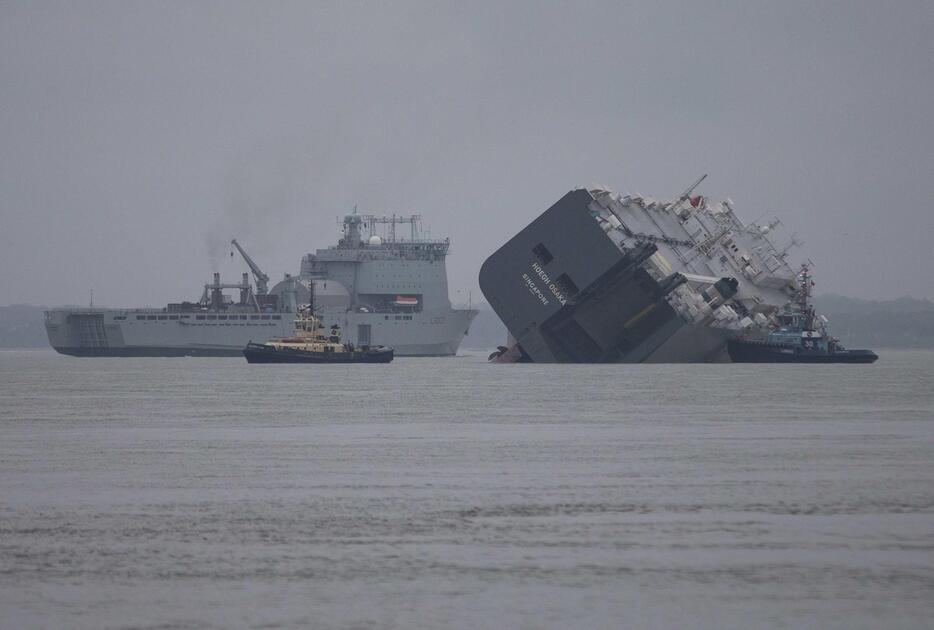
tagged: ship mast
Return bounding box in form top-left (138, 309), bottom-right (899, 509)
top-left (668, 173), bottom-right (708, 215)
top-left (795, 263), bottom-right (819, 332)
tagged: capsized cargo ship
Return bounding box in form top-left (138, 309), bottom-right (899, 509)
top-left (45, 213), bottom-right (477, 357)
top-left (480, 175), bottom-right (804, 363)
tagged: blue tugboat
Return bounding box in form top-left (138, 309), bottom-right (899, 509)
top-left (728, 265), bottom-right (878, 364)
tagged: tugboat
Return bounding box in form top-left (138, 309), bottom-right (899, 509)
top-left (243, 302), bottom-right (393, 364)
top-left (728, 265), bottom-right (878, 364)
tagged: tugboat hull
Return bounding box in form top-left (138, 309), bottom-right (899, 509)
top-left (243, 342), bottom-right (394, 364)
top-left (727, 340), bottom-right (878, 364)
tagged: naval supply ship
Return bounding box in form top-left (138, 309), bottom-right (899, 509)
top-left (45, 213), bottom-right (477, 357)
top-left (481, 175), bottom-right (804, 363)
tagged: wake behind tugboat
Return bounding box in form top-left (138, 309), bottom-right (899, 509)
top-left (243, 303), bottom-right (393, 364)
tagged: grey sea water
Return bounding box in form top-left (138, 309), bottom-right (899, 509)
top-left (1, 349), bottom-right (932, 629)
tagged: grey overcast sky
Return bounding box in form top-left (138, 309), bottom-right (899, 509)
top-left (1, 1), bottom-right (932, 307)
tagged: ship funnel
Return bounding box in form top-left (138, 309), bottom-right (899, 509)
top-left (211, 272), bottom-right (223, 310)
top-left (282, 274), bottom-right (298, 313)
top-left (240, 273), bottom-right (251, 305)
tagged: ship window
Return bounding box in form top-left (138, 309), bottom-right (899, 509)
top-left (261, 315), bottom-right (270, 320)
top-left (169, 315), bottom-right (178, 320)
top-left (271, 315), bottom-right (281, 320)
top-left (147, 316), bottom-right (157, 320)
top-left (555, 273), bottom-right (579, 297)
top-left (157, 315), bottom-right (167, 320)
top-left (196, 315), bottom-right (205, 320)
top-left (206, 315), bottom-right (216, 320)
top-left (181, 315), bottom-right (190, 319)
top-left (250, 315), bottom-right (260, 319)
top-left (136, 316), bottom-right (145, 320)
top-left (533, 243), bottom-right (554, 265)
top-left (240, 315), bottom-right (248, 320)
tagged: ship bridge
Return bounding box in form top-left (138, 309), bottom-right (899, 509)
top-left (285, 210), bottom-right (457, 321)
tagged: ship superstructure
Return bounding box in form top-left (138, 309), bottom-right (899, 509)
top-left (481, 176), bottom-right (802, 363)
top-left (273, 213), bottom-right (477, 356)
top-left (45, 213), bottom-right (476, 357)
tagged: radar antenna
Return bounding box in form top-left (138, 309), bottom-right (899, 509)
top-left (778, 233), bottom-right (803, 259)
top-left (230, 239), bottom-right (270, 295)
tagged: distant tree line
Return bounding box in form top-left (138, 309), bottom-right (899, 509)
top-left (3, 296), bottom-right (934, 350)
top-left (813, 295), bottom-right (934, 349)
top-left (0, 305), bottom-right (51, 348)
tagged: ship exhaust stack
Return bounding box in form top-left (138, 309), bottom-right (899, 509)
top-left (282, 275), bottom-right (298, 314)
top-left (211, 272), bottom-right (223, 310)
top-left (240, 273), bottom-right (251, 305)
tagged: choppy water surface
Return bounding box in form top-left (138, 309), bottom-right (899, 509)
top-left (1, 349), bottom-right (933, 629)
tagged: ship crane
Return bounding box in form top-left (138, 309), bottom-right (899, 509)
top-left (230, 239), bottom-right (269, 295)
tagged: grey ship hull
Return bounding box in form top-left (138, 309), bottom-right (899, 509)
top-left (51, 346), bottom-right (241, 357)
top-left (641, 322), bottom-right (733, 363)
top-left (45, 308), bottom-right (476, 357)
top-left (295, 307), bottom-right (476, 357)
top-left (44, 310), bottom-right (294, 357)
